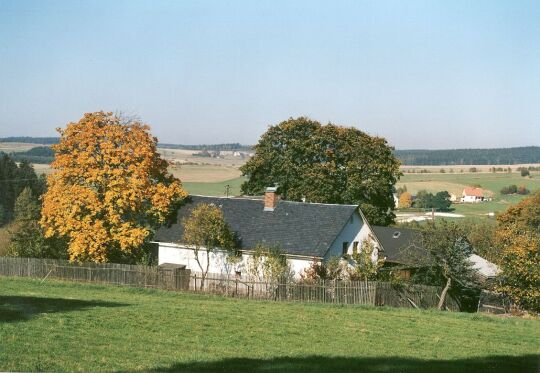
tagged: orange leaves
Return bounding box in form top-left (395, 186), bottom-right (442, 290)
top-left (40, 112), bottom-right (187, 262)
top-left (494, 191), bottom-right (540, 311)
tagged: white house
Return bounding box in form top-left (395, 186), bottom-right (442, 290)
top-left (461, 187), bottom-right (492, 203)
top-left (153, 188), bottom-right (379, 279)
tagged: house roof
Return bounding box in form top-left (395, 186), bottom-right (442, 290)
top-left (370, 226), bottom-right (427, 266)
top-left (371, 226), bottom-right (499, 278)
top-left (462, 187), bottom-right (485, 197)
top-left (154, 195), bottom-right (359, 258)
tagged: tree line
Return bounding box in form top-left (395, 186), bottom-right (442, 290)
top-left (2, 146), bottom-right (55, 164)
top-left (395, 146), bottom-right (540, 165)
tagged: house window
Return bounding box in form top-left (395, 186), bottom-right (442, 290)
top-left (353, 241), bottom-right (359, 254)
top-left (342, 242), bottom-right (349, 256)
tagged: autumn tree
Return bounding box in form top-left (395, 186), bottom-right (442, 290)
top-left (495, 191), bottom-right (540, 311)
top-left (40, 112), bottom-right (186, 262)
top-left (240, 117), bottom-right (401, 225)
top-left (182, 203), bottom-right (236, 289)
top-left (398, 192), bottom-right (412, 208)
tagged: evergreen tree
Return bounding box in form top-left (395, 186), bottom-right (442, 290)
top-left (8, 187), bottom-right (67, 259)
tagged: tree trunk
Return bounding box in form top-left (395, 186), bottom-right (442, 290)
top-left (194, 250), bottom-right (207, 291)
top-left (438, 277), bottom-right (451, 310)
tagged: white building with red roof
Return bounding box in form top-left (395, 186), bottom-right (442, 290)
top-left (461, 187), bottom-right (492, 203)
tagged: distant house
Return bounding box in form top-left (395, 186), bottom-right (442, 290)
top-left (154, 188), bottom-right (378, 278)
top-left (461, 187), bottom-right (492, 203)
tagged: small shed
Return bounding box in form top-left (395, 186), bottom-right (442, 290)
top-left (158, 263), bottom-right (191, 290)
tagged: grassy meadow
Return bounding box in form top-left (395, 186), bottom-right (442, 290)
top-left (183, 176), bottom-right (244, 196)
top-left (0, 277), bottom-right (539, 372)
top-left (397, 171), bottom-right (540, 217)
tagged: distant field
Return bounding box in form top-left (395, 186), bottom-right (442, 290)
top-left (397, 171), bottom-right (540, 217)
top-left (1, 277), bottom-right (538, 372)
top-left (0, 142), bottom-right (43, 153)
top-left (168, 164), bottom-right (242, 183)
top-left (183, 176), bottom-right (244, 196)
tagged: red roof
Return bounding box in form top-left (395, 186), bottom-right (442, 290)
top-left (463, 187), bottom-right (485, 197)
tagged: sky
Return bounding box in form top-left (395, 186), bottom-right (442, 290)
top-left (0, 0), bottom-right (539, 149)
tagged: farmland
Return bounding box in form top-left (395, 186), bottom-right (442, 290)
top-left (397, 171), bottom-right (540, 218)
top-left (5, 142), bottom-right (540, 212)
top-left (1, 277), bottom-right (539, 372)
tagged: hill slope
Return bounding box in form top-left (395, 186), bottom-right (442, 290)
top-left (1, 277), bottom-right (538, 372)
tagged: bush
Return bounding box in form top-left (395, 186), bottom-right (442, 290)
top-left (500, 184), bottom-right (518, 195)
top-left (521, 169), bottom-right (530, 177)
top-left (517, 185), bottom-right (530, 195)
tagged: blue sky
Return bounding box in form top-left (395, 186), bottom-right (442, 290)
top-left (0, 0), bottom-right (539, 149)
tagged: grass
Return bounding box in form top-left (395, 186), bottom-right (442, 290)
top-left (1, 277), bottom-right (539, 372)
top-left (398, 171), bottom-right (540, 217)
top-left (168, 164), bottom-right (242, 183)
top-left (183, 176), bottom-right (244, 196)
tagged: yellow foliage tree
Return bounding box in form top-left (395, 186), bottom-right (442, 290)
top-left (40, 112), bottom-right (187, 262)
top-left (495, 191), bottom-right (540, 311)
top-left (398, 191), bottom-right (412, 208)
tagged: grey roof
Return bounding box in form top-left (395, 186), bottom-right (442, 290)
top-left (371, 226), bottom-right (427, 265)
top-left (154, 195), bottom-right (358, 257)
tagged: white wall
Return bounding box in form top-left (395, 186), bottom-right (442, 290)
top-left (461, 195), bottom-right (482, 203)
top-left (158, 242), bottom-right (313, 279)
top-left (324, 211), bottom-right (379, 262)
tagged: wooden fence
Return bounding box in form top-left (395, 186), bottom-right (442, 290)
top-left (0, 257), bottom-right (460, 311)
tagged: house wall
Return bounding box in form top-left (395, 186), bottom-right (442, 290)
top-left (324, 211), bottom-right (379, 261)
top-left (158, 242), bottom-right (314, 279)
top-left (461, 195), bottom-right (482, 203)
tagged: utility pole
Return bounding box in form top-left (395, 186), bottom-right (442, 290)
top-left (225, 184), bottom-right (231, 197)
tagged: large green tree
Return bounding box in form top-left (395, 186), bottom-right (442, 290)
top-left (240, 117), bottom-right (401, 225)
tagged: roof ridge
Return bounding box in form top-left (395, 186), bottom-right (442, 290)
top-left (189, 194), bottom-right (358, 208)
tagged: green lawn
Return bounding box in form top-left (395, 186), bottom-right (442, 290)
top-left (1, 277), bottom-right (538, 372)
top-left (183, 176), bottom-right (244, 197)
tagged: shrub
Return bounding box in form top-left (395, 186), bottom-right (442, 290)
top-left (500, 184), bottom-right (518, 195)
top-left (517, 185), bottom-right (530, 195)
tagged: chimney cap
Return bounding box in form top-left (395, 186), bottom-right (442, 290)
top-left (266, 186), bottom-right (278, 193)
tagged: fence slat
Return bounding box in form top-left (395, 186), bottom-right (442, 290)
top-left (0, 257), bottom-right (461, 310)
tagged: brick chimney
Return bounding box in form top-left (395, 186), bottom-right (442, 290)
top-left (264, 186), bottom-right (279, 211)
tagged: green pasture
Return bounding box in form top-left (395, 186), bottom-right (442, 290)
top-left (1, 277), bottom-right (539, 372)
